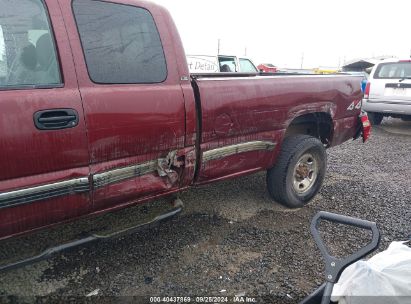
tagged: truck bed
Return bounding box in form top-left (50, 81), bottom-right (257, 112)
top-left (192, 74), bottom-right (363, 183)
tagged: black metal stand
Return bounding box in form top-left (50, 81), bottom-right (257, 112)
top-left (300, 211), bottom-right (381, 304)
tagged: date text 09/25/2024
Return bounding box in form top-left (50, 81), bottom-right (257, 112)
top-left (150, 296), bottom-right (258, 303)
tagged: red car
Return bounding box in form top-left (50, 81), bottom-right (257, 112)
top-left (258, 63), bottom-right (278, 73)
top-left (0, 0), bottom-right (370, 269)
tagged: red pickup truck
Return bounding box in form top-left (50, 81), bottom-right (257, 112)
top-left (0, 0), bottom-right (369, 250)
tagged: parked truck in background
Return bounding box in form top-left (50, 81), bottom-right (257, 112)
top-left (187, 54), bottom-right (258, 73)
top-left (0, 0), bottom-right (370, 260)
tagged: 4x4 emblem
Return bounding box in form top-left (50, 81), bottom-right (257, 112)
top-left (347, 100), bottom-right (362, 111)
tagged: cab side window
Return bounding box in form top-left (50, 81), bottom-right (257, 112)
top-left (73, 0), bottom-right (167, 84)
top-left (0, 0), bottom-right (61, 88)
top-left (239, 59), bottom-right (258, 73)
top-left (219, 56), bottom-right (237, 72)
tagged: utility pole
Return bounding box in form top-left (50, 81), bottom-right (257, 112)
top-left (217, 39), bottom-right (220, 55)
top-left (244, 47), bottom-right (247, 57)
top-left (300, 52), bottom-right (304, 69)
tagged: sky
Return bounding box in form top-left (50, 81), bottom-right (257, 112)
top-left (0, 1), bottom-right (410, 69)
top-left (153, 0), bottom-right (411, 69)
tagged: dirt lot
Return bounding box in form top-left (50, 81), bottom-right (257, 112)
top-left (1, 118), bottom-right (410, 303)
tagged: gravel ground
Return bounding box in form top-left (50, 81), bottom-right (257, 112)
top-left (0, 118), bottom-right (410, 303)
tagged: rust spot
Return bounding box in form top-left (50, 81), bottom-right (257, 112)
top-left (296, 164), bottom-right (310, 178)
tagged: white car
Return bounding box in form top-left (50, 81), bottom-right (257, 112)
top-left (363, 59), bottom-right (411, 125)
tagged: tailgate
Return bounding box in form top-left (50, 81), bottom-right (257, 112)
top-left (383, 82), bottom-right (411, 101)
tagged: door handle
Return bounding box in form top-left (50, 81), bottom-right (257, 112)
top-left (34, 109), bottom-right (79, 130)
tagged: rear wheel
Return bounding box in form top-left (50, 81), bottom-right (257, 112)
top-left (367, 112), bottom-right (383, 125)
top-left (267, 135), bottom-right (327, 208)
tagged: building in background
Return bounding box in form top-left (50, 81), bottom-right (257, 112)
top-left (342, 56), bottom-right (395, 72)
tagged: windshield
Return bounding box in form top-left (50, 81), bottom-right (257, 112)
top-left (374, 62), bottom-right (411, 79)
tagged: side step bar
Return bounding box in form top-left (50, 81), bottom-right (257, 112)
top-left (0, 203), bottom-right (182, 273)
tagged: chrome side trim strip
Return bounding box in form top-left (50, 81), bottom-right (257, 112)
top-left (202, 141), bottom-right (277, 163)
top-left (0, 178), bottom-right (90, 209)
top-left (367, 100), bottom-right (411, 106)
top-left (93, 160), bottom-right (158, 189)
top-left (0, 141), bottom-right (276, 209)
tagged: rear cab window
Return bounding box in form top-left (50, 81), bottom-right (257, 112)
top-left (374, 62), bottom-right (411, 79)
top-left (0, 0), bottom-right (61, 89)
top-left (72, 0), bottom-right (167, 84)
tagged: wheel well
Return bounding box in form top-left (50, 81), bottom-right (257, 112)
top-left (285, 113), bottom-right (333, 145)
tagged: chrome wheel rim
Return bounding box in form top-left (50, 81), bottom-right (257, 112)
top-left (293, 153), bottom-right (318, 194)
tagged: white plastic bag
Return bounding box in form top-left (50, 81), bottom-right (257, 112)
top-left (331, 241), bottom-right (411, 304)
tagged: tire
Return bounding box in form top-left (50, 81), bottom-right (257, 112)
top-left (267, 135), bottom-right (327, 208)
top-left (367, 112), bottom-right (383, 125)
